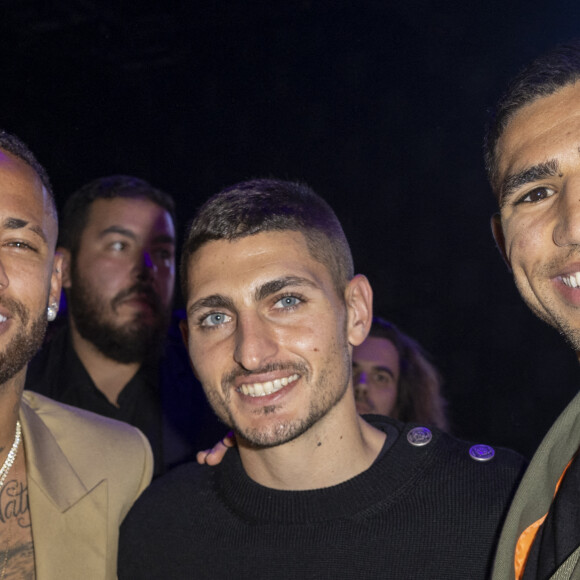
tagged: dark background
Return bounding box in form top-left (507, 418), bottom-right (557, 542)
top-left (2, 0), bottom-right (579, 458)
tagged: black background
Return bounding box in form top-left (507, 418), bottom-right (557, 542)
top-left (2, 0), bottom-right (580, 458)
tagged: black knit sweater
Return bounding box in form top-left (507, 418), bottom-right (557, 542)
top-left (119, 416), bottom-right (525, 579)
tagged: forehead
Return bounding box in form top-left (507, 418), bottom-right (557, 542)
top-left (0, 149), bottom-right (57, 247)
top-left (187, 231), bottom-right (335, 299)
top-left (84, 197), bottom-right (175, 237)
top-left (353, 336), bottom-right (400, 370)
top-left (496, 82), bottom-right (580, 182)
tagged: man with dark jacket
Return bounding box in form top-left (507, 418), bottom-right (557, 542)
top-left (26, 176), bottom-right (223, 476)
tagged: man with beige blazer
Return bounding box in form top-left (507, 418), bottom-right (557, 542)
top-left (0, 130), bottom-right (152, 578)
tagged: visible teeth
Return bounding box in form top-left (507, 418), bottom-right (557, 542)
top-left (239, 373), bottom-right (299, 397)
top-left (0, 315), bottom-right (6, 323)
top-left (562, 273), bottom-right (580, 288)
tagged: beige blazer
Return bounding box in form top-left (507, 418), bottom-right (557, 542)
top-left (20, 391), bottom-right (153, 579)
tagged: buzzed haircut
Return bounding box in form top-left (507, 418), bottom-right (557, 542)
top-left (484, 40), bottom-right (580, 197)
top-left (59, 175), bottom-right (176, 254)
top-left (180, 178), bottom-right (354, 299)
top-left (0, 130), bottom-right (56, 219)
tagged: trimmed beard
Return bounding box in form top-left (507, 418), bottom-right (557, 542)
top-left (68, 263), bottom-right (171, 364)
top-left (210, 335), bottom-right (352, 449)
top-left (0, 297), bottom-right (47, 388)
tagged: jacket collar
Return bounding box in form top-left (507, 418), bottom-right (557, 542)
top-left (20, 392), bottom-right (92, 512)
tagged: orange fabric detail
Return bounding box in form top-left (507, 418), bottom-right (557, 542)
top-left (514, 458), bottom-right (575, 579)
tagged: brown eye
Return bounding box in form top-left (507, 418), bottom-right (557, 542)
top-left (520, 187), bottom-right (555, 204)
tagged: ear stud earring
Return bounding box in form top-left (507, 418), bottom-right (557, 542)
top-left (47, 303), bottom-right (58, 322)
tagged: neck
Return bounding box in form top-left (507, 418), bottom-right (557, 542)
top-left (237, 398), bottom-right (386, 490)
top-left (0, 371), bottom-right (25, 448)
top-left (69, 319), bottom-right (141, 406)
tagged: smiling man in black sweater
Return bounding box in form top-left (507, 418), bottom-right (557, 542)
top-left (119, 178), bottom-right (525, 579)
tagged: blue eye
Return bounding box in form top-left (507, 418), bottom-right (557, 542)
top-left (201, 312), bottom-right (231, 327)
top-left (275, 296), bottom-right (301, 309)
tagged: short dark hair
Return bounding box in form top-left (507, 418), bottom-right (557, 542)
top-left (0, 130), bottom-right (56, 219)
top-left (59, 175), bottom-right (176, 253)
top-left (180, 178), bottom-right (354, 299)
top-left (484, 40), bottom-right (580, 197)
top-left (368, 317), bottom-right (448, 431)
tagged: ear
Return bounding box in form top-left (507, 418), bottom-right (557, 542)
top-left (179, 318), bottom-right (189, 347)
top-left (491, 213), bottom-right (511, 271)
top-left (344, 274), bottom-right (373, 347)
top-left (58, 247), bottom-right (73, 289)
top-left (179, 318), bottom-right (199, 379)
top-left (49, 252), bottom-right (63, 308)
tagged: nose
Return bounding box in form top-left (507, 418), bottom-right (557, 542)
top-left (234, 313), bottom-right (278, 372)
top-left (553, 182), bottom-right (580, 247)
top-left (136, 251), bottom-right (157, 281)
top-left (353, 371), bottom-right (368, 400)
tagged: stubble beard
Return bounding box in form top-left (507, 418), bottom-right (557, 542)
top-left (514, 262), bottom-right (580, 352)
top-left (210, 337), bottom-right (352, 449)
top-left (0, 297), bottom-right (47, 389)
top-left (68, 265), bottom-right (171, 364)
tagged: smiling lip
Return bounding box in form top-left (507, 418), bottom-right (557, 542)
top-left (237, 373), bottom-right (300, 398)
top-left (550, 266), bottom-right (580, 307)
top-left (560, 271), bottom-right (580, 289)
top-left (0, 308), bottom-right (14, 337)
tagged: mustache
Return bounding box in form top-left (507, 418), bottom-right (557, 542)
top-left (543, 247), bottom-right (580, 277)
top-left (112, 283), bottom-right (162, 312)
top-left (221, 361), bottom-right (308, 393)
top-left (0, 296), bottom-right (29, 325)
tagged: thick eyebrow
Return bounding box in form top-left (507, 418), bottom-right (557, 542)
top-left (99, 226), bottom-right (175, 245)
top-left (499, 159), bottom-right (560, 207)
top-left (254, 276), bottom-right (318, 302)
top-left (352, 361), bottom-right (396, 378)
top-left (187, 295), bottom-right (236, 318)
top-left (152, 234), bottom-right (175, 245)
top-left (2, 217), bottom-right (47, 243)
top-left (187, 276), bottom-right (318, 318)
top-left (99, 225), bottom-right (137, 240)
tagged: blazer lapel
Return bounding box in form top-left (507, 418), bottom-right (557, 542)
top-left (20, 399), bottom-right (110, 579)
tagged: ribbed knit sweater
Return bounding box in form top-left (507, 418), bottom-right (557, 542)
top-left (119, 416), bottom-right (525, 579)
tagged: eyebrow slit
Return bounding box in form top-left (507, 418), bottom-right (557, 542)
top-left (2, 217), bottom-right (47, 243)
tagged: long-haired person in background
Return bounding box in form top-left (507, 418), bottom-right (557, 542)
top-left (353, 317), bottom-right (449, 431)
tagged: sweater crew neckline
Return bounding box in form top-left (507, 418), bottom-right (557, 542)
top-left (213, 416), bottom-right (442, 524)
